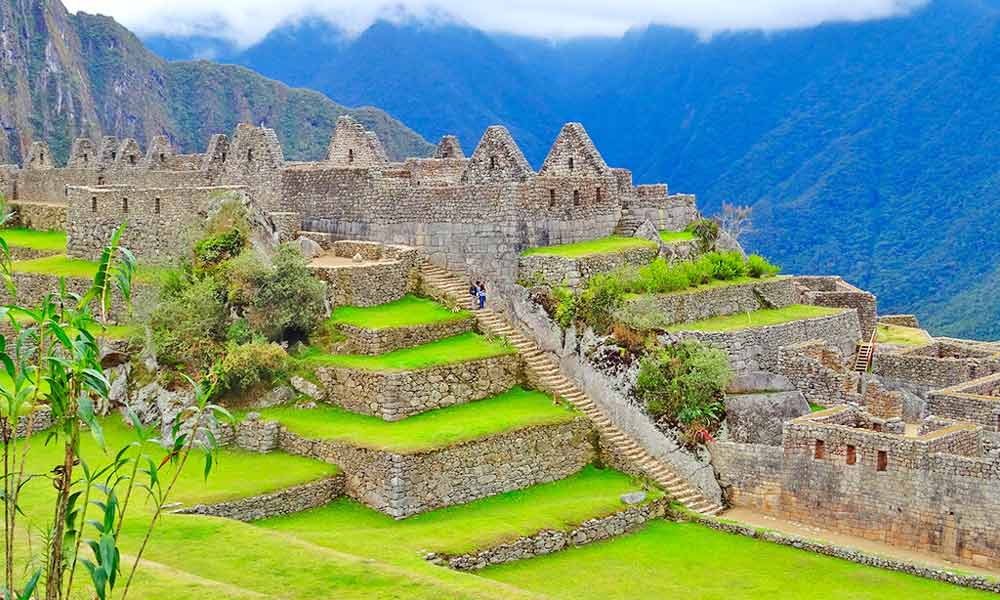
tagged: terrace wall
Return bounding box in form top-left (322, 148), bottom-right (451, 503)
top-left (517, 244), bottom-right (658, 287)
top-left (269, 418), bottom-right (595, 518)
top-left (669, 310), bottom-right (861, 376)
top-left (314, 353), bottom-right (523, 420)
top-left (797, 277), bottom-right (877, 338)
top-left (928, 373), bottom-right (1000, 432)
top-left (174, 476), bottom-right (345, 522)
top-left (875, 342), bottom-right (1000, 393)
top-left (338, 317), bottom-right (474, 355)
top-left (10, 201), bottom-right (67, 230)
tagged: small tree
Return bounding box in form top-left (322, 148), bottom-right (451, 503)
top-left (716, 202), bottom-right (754, 241)
top-left (0, 227), bottom-right (229, 600)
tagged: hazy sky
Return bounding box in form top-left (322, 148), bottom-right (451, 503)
top-left (63, 0), bottom-right (928, 46)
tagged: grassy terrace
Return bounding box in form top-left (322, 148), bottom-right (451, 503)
top-left (330, 294), bottom-right (470, 329)
top-left (658, 230), bottom-right (696, 243)
top-left (482, 520), bottom-right (993, 600)
top-left (0, 227), bottom-right (67, 251)
top-left (877, 322), bottom-right (932, 347)
top-left (262, 466), bottom-right (660, 557)
top-left (299, 331), bottom-right (513, 370)
top-left (521, 235), bottom-right (657, 258)
top-left (667, 304), bottom-right (845, 333)
top-left (258, 386), bottom-right (577, 453)
top-left (11, 254), bottom-right (161, 282)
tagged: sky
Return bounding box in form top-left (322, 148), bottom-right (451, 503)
top-left (62, 0), bottom-right (929, 47)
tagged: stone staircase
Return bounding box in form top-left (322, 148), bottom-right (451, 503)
top-left (420, 261), bottom-right (724, 516)
top-left (611, 206), bottom-right (643, 237)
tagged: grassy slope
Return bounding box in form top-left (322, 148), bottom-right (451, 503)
top-left (299, 331), bottom-right (513, 370)
top-left (667, 305), bottom-right (844, 333)
top-left (258, 386), bottom-right (577, 453)
top-left (658, 230), bottom-right (695, 243)
top-left (522, 236), bottom-right (657, 258)
top-left (877, 323), bottom-right (932, 347)
top-left (0, 227), bottom-right (67, 250)
top-left (261, 466), bottom-right (658, 557)
top-left (482, 520), bottom-right (994, 600)
top-left (11, 255), bottom-right (161, 281)
top-left (331, 294), bottom-right (470, 329)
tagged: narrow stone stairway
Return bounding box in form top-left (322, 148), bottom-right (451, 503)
top-left (420, 261), bottom-right (724, 516)
top-left (611, 206), bottom-right (643, 237)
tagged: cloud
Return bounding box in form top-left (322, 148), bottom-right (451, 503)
top-left (62, 0), bottom-right (928, 47)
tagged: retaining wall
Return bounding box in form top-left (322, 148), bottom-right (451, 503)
top-left (338, 317), bottom-right (474, 355)
top-left (174, 476), bottom-right (344, 522)
top-left (517, 243), bottom-right (658, 288)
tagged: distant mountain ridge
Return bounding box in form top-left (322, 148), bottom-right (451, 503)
top-left (0, 0), bottom-right (431, 165)
top-left (146, 0), bottom-right (1000, 339)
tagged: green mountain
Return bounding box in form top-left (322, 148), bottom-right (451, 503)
top-left (0, 0), bottom-right (431, 164)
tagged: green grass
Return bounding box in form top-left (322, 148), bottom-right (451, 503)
top-left (521, 235), bottom-right (657, 258)
top-left (298, 331), bottom-right (513, 371)
top-left (257, 386), bottom-right (578, 453)
top-left (658, 230), bottom-right (696, 243)
top-left (667, 304), bottom-right (845, 332)
top-left (11, 255), bottom-right (162, 282)
top-left (0, 227), bottom-right (67, 251)
top-left (809, 402), bottom-right (827, 412)
top-left (877, 323), bottom-right (932, 347)
top-left (330, 294), bottom-right (470, 329)
top-left (261, 466), bottom-right (659, 557)
top-left (482, 520), bottom-right (995, 600)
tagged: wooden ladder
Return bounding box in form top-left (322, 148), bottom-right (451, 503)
top-left (420, 261), bottom-right (724, 516)
top-left (853, 328), bottom-right (878, 372)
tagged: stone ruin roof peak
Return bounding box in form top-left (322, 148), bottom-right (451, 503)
top-left (539, 122), bottom-right (610, 178)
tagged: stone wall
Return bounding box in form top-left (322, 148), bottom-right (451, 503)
top-left (669, 310), bottom-right (861, 376)
top-left (774, 340), bottom-right (861, 408)
top-left (15, 406), bottom-right (54, 438)
top-left (315, 353), bottom-right (523, 421)
top-left (174, 476), bottom-right (344, 522)
top-left (268, 418), bottom-right (594, 518)
top-left (431, 497), bottom-right (669, 570)
top-left (311, 242), bottom-right (420, 308)
top-left (339, 317), bottom-right (474, 355)
top-left (875, 342), bottom-right (1000, 393)
top-left (617, 277), bottom-right (801, 329)
top-left (0, 272), bottom-right (149, 322)
top-left (798, 277), bottom-right (877, 338)
top-left (66, 185), bottom-right (249, 263)
top-left (10, 201), bottom-right (67, 230)
top-left (928, 373), bottom-right (1000, 432)
top-left (517, 243), bottom-right (658, 287)
top-left (712, 405), bottom-right (1000, 570)
top-left (879, 314), bottom-right (920, 328)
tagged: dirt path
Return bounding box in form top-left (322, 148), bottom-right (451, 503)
top-left (723, 508), bottom-right (998, 579)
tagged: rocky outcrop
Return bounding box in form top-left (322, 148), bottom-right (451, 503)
top-left (724, 391), bottom-right (809, 445)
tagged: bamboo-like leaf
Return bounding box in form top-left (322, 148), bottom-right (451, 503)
top-left (16, 569), bottom-right (41, 600)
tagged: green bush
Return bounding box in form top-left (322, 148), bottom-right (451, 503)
top-left (150, 276), bottom-right (227, 369)
top-left (193, 227), bottom-right (246, 272)
top-left (637, 259), bottom-right (689, 293)
top-left (634, 339), bottom-right (732, 443)
top-left (552, 285), bottom-right (577, 330)
top-left (226, 244), bottom-right (327, 342)
top-left (746, 254), bottom-right (781, 278)
top-left (577, 272), bottom-right (628, 333)
top-left (678, 257), bottom-right (713, 286)
top-left (702, 251), bottom-right (747, 280)
top-left (217, 340), bottom-right (289, 391)
top-left (687, 218), bottom-right (720, 253)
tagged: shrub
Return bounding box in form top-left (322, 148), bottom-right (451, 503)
top-left (552, 285), bottom-right (577, 329)
top-left (216, 340), bottom-right (289, 392)
top-left (687, 218), bottom-right (720, 253)
top-left (703, 251), bottom-right (747, 280)
top-left (150, 276), bottom-right (227, 369)
top-left (635, 339), bottom-right (732, 444)
top-left (679, 257), bottom-right (713, 287)
top-left (746, 254), bottom-right (781, 278)
top-left (577, 271), bottom-right (628, 333)
top-left (226, 244), bottom-right (327, 342)
top-left (637, 258), bottom-right (689, 294)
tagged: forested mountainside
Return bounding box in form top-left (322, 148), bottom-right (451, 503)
top-left (0, 0), bottom-right (431, 165)
top-left (147, 0), bottom-right (1000, 339)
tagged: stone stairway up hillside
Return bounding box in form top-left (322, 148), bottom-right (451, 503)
top-left (420, 261), bottom-right (724, 516)
top-left (612, 207), bottom-right (643, 237)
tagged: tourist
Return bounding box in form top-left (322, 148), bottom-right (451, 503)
top-left (469, 280), bottom-right (479, 303)
top-left (477, 281), bottom-right (487, 310)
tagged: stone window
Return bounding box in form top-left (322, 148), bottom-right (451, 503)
top-left (348, 149), bottom-right (354, 163)
top-left (596, 187), bottom-right (602, 201)
top-left (489, 156), bottom-right (496, 170)
top-left (111, 151), bottom-right (117, 160)
top-left (247, 149), bottom-right (254, 161)
top-left (573, 189), bottom-right (581, 206)
top-left (128, 155), bottom-right (136, 165)
top-left (877, 450), bottom-right (888, 472)
top-left (11, 181), bottom-right (17, 201)
top-left (122, 197), bottom-right (128, 213)
top-left (91, 196), bottom-right (97, 212)
top-left (97, 176), bottom-right (105, 186)
top-left (568, 157), bottom-right (574, 170)
top-left (221, 152), bottom-right (227, 162)
top-left (82, 153), bottom-right (88, 163)
top-left (159, 153), bottom-right (166, 162)
top-left (39, 150), bottom-right (44, 162)
top-left (64, 186), bottom-right (68, 197)
top-left (846, 445), bottom-right (856, 465)
top-left (154, 197), bottom-right (161, 214)
top-left (814, 440), bottom-right (825, 460)
top-left (549, 189), bottom-right (556, 207)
